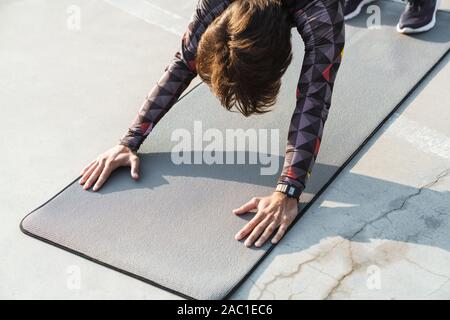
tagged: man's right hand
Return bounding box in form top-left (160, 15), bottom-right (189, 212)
top-left (79, 144), bottom-right (140, 192)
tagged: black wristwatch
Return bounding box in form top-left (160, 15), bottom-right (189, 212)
top-left (275, 183), bottom-right (302, 200)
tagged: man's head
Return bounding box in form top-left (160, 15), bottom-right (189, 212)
top-left (197, 0), bottom-right (292, 117)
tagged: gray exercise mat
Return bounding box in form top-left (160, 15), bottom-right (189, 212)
top-left (21, 1), bottom-right (450, 300)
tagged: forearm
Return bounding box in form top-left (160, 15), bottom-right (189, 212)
top-left (120, 53), bottom-right (196, 151)
top-left (277, 0), bottom-right (345, 198)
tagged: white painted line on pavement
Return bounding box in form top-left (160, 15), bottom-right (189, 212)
top-left (319, 200), bottom-right (359, 208)
top-left (388, 113), bottom-right (450, 160)
top-left (104, 0), bottom-right (189, 36)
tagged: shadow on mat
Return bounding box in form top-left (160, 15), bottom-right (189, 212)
top-left (93, 149), bottom-right (450, 243)
top-left (96, 151), bottom-right (286, 192)
top-left (94, 151), bottom-right (339, 204)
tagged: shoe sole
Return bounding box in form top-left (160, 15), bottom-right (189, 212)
top-left (396, 0), bottom-right (441, 34)
top-left (344, 0), bottom-right (377, 21)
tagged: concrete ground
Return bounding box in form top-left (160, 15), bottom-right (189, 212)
top-left (1, 0), bottom-right (449, 299)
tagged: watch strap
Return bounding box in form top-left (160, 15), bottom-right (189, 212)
top-left (276, 183), bottom-right (302, 200)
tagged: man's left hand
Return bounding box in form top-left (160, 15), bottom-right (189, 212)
top-left (233, 192), bottom-right (299, 248)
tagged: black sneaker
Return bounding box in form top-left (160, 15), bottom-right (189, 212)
top-left (397, 0), bottom-right (441, 34)
top-left (344, 0), bottom-right (377, 21)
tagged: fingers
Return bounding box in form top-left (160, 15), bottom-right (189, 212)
top-left (83, 159), bottom-right (105, 190)
top-left (80, 160), bottom-right (96, 175)
top-left (79, 161), bottom-right (98, 185)
top-left (243, 215), bottom-right (272, 247)
top-left (79, 146), bottom-right (140, 191)
top-left (255, 220), bottom-right (280, 247)
top-left (130, 155), bottom-right (140, 180)
top-left (234, 212), bottom-right (265, 241)
top-left (271, 223), bottom-right (289, 244)
top-left (92, 160), bottom-right (115, 192)
top-left (232, 197), bottom-right (260, 215)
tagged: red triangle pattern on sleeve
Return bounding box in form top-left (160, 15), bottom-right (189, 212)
top-left (140, 122), bottom-right (151, 135)
top-left (314, 137), bottom-right (321, 156)
top-left (287, 167), bottom-right (298, 180)
top-left (322, 63), bottom-right (332, 82)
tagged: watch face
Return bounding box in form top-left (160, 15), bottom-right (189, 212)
top-left (277, 183), bottom-right (301, 199)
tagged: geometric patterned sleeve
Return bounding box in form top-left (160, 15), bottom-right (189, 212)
top-left (119, 0), bottom-right (231, 151)
top-left (277, 0), bottom-right (345, 198)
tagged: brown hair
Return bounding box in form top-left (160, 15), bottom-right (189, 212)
top-left (196, 0), bottom-right (292, 117)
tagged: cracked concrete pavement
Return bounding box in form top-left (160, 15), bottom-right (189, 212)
top-left (231, 52), bottom-right (450, 300)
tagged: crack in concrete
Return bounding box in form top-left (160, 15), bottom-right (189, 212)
top-left (348, 168), bottom-right (450, 241)
top-left (253, 255), bottom-right (317, 300)
top-left (246, 168), bottom-right (450, 300)
top-left (427, 278), bottom-right (450, 297)
top-left (403, 257), bottom-right (450, 281)
top-left (246, 277), bottom-right (275, 299)
top-left (287, 284), bottom-right (311, 299)
top-left (323, 241), bottom-right (360, 300)
top-left (252, 239), bottom-right (346, 299)
top-left (307, 263), bottom-right (342, 282)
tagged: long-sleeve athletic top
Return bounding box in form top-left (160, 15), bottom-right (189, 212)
top-left (120, 0), bottom-right (345, 199)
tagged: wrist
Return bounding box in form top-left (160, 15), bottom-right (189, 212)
top-left (273, 191), bottom-right (299, 206)
top-left (119, 139), bottom-right (138, 152)
top-left (275, 183), bottom-right (302, 201)
top-left (117, 142), bottom-right (137, 154)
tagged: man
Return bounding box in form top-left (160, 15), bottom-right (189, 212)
top-left (79, 0), bottom-right (345, 248)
